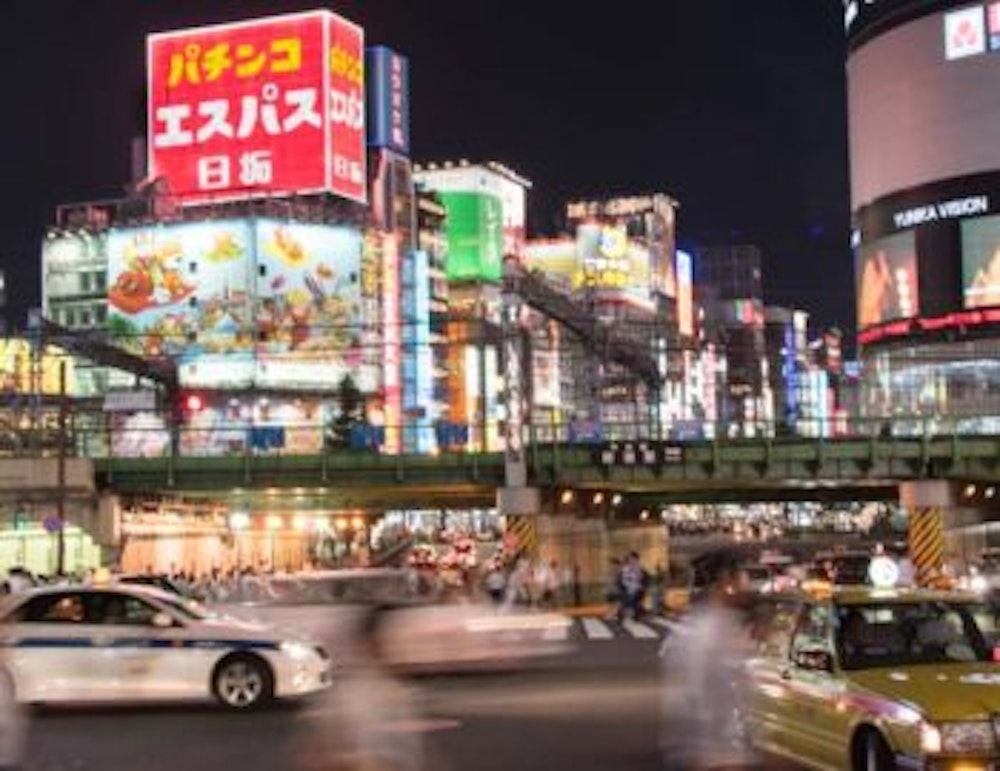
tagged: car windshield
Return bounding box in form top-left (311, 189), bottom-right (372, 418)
top-left (835, 601), bottom-right (991, 670)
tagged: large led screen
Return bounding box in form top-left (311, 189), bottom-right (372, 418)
top-left (848, 5), bottom-right (1000, 209)
top-left (962, 214), bottom-right (1000, 308)
top-left (855, 231), bottom-right (920, 328)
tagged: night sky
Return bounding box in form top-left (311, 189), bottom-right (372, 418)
top-left (3, 1), bottom-right (851, 333)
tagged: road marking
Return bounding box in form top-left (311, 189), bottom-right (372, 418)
top-left (542, 621), bottom-right (570, 641)
top-left (581, 618), bottom-right (614, 640)
top-left (622, 620), bottom-right (659, 639)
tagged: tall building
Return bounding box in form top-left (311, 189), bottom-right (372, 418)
top-left (696, 245), bottom-right (768, 436)
top-left (847, 1), bottom-right (1000, 435)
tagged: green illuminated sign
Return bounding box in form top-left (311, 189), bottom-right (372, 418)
top-left (441, 192), bottom-right (504, 283)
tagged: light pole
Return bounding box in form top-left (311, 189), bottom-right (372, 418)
top-left (56, 359), bottom-right (67, 576)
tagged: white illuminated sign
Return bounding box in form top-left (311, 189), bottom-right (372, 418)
top-left (892, 195), bottom-right (990, 229)
top-left (868, 556), bottom-right (900, 588)
top-left (945, 6), bottom-right (987, 60)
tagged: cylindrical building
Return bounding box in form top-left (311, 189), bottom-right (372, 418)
top-left (848, 0), bottom-right (1000, 433)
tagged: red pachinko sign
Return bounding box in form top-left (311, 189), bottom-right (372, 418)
top-left (327, 15), bottom-right (367, 203)
top-left (147, 11), bottom-right (367, 205)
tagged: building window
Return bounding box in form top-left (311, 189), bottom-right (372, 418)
top-left (95, 305), bottom-right (107, 324)
top-left (80, 273), bottom-right (91, 293)
top-left (63, 309), bottom-right (76, 327)
top-left (95, 271), bottom-right (107, 290)
top-left (80, 310), bottom-right (92, 327)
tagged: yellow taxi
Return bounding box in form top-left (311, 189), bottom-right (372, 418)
top-left (740, 582), bottom-right (1000, 771)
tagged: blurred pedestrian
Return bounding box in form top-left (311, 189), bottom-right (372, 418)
top-left (619, 553), bottom-right (645, 622)
top-left (661, 551), bottom-right (756, 769)
top-left (294, 606), bottom-right (429, 771)
top-left (649, 564), bottom-right (666, 617)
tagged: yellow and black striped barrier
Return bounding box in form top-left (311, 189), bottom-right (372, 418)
top-left (909, 507), bottom-right (946, 588)
top-left (503, 515), bottom-right (538, 561)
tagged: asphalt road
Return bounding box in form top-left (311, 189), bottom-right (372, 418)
top-left (20, 637), bottom-right (685, 771)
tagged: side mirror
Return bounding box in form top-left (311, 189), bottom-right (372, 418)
top-left (151, 612), bottom-right (174, 629)
top-left (794, 647), bottom-right (833, 672)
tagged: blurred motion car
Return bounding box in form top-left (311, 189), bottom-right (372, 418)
top-left (217, 568), bottom-right (573, 674)
top-left (740, 586), bottom-right (1000, 770)
top-left (0, 584), bottom-right (331, 709)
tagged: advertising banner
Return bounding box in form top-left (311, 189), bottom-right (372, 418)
top-left (855, 231), bottom-right (920, 328)
top-left (962, 214), bottom-right (1000, 308)
top-left (521, 239), bottom-right (577, 291)
top-left (327, 14), bottom-right (367, 202)
top-left (254, 219), bottom-right (372, 390)
top-left (106, 220), bottom-right (255, 384)
top-left (441, 192), bottom-right (504, 282)
top-left (148, 10), bottom-right (366, 205)
top-left (576, 223), bottom-right (654, 308)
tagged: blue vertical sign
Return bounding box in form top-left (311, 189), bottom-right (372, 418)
top-left (402, 250), bottom-right (434, 453)
top-left (367, 47), bottom-right (411, 156)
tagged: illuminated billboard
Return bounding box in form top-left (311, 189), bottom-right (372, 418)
top-left (676, 250), bottom-right (694, 337)
top-left (565, 194), bottom-right (677, 299)
top-left (855, 231), bottom-right (920, 328)
top-left (147, 11), bottom-right (366, 205)
top-left (0, 340), bottom-right (74, 396)
top-left (415, 164), bottom-right (530, 254)
top-left (521, 239), bottom-right (577, 291)
top-left (962, 214), bottom-right (1000, 308)
top-left (440, 192), bottom-right (504, 282)
top-left (106, 218), bottom-right (373, 391)
top-left (107, 220), bottom-right (254, 382)
top-left (254, 219), bottom-right (372, 390)
top-left (368, 47), bottom-right (410, 156)
top-left (576, 223), bottom-right (654, 308)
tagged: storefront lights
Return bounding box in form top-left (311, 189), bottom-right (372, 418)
top-left (229, 512), bottom-right (250, 531)
top-left (266, 515), bottom-right (283, 531)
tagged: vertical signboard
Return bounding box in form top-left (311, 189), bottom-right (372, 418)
top-left (676, 249), bottom-right (694, 337)
top-left (148, 10), bottom-right (366, 205)
top-left (327, 14), bottom-right (367, 203)
top-left (440, 192), bottom-right (504, 282)
top-left (382, 233), bottom-right (402, 454)
top-left (368, 47), bottom-right (410, 156)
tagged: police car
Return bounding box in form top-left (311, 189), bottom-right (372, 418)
top-left (0, 584), bottom-right (331, 709)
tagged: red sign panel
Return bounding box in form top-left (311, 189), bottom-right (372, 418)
top-left (327, 15), bottom-right (367, 203)
top-left (148, 11), bottom-right (367, 205)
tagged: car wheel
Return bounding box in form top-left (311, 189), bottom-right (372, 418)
top-left (212, 655), bottom-right (274, 711)
top-left (854, 729), bottom-right (893, 771)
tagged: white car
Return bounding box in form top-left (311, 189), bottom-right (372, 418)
top-left (0, 584), bottom-right (331, 710)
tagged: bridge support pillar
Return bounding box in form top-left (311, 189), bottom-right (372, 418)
top-left (900, 481), bottom-right (951, 588)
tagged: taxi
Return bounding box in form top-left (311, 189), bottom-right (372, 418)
top-left (740, 575), bottom-right (1000, 770)
top-left (0, 583), bottom-right (331, 710)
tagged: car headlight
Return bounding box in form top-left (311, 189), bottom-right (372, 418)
top-left (932, 722), bottom-right (996, 754)
top-left (280, 641), bottom-right (316, 661)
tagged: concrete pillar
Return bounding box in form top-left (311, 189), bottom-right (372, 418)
top-left (900, 481), bottom-right (951, 588)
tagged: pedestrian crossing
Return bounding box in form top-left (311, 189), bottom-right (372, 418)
top-left (557, 614), bottom-right (682, 642)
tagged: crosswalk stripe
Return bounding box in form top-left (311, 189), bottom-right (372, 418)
top-left (622, 620), bottom-right (659, 639)
top-left (581, 617), bottom-right (614, 640)
top-left (542, 623), bottom-right (570, 642)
